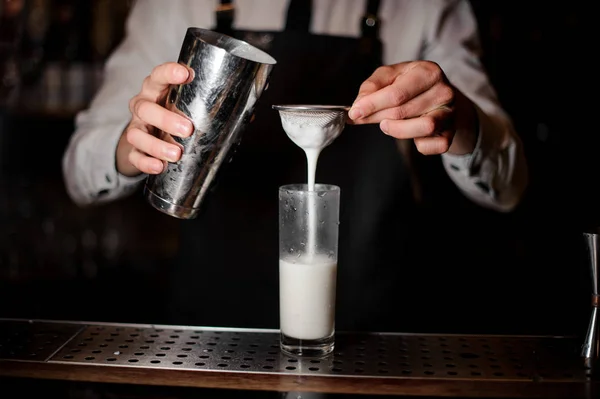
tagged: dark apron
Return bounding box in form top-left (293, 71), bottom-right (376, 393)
top-left (163, 0), bottom-right (419, 332)
top-left (162, 1), bottom-right (548, 335)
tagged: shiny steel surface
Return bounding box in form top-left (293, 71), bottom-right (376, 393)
top-left (272, 105), bottom-right (350, 112)
top-left (0, 319), bottom-right (586, 382)
top-left (582, 230), bottom-right (600, 367)
top-left (145, 28), bottom-right (276, 219)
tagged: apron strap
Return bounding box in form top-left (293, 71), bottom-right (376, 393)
top-left (362, 0), bottom-right (381, 38)
top-left (215, 0), bottom-right (235, 36)
top-left (366, 0), bottom-right (381, 15)
top-left (285, 0), bottom-right (312, 32)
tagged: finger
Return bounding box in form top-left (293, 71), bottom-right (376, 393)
top-left (354, 62), bottom-right (422, 99)
top-left (141, 62), bottom-right (191, 100)
top-left (126, 126), bottom-right (183, 163)
top-left (414, 130), bottom-right (454, 155)
top-left (355, 65), bottom-right (398, 99)
top-left (350, 62), bottom-right (442, 121)
top-left (128, 148), bottom-right (166, 175)
top-left (380, 107), bottom-right (453, 139)
top-left (132, 98), bottom-right (193, 137)
top-left (349, 66), bottom-right (397, 119)
top-left (351, 82), bottom-right (455, 125)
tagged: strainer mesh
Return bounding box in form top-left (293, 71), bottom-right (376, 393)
top-left (278, 110), bottom-right (347, 128)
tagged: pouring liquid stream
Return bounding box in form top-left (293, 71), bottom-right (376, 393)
top-left (305, 148), bottom-right (321, 260)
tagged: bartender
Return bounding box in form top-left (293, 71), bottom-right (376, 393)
top-left (62, 0), bottom-right (528, 333)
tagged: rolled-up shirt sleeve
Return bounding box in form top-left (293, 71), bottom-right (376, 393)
top-left (423, 0), bottom-right (528, 212)
top-left (441, 104), bottom-right (528, 212)
top-left (62, 117), bottom-right (145, 206)
top-left (61, 0), bottom-right (186, 206)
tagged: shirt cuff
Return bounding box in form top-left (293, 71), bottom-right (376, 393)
top-left (441, 103), bottom-right (484, 175)
top-left (441, 104), bottom-right (498, 200)
top-left (87, 121), bottom-right (147, 202)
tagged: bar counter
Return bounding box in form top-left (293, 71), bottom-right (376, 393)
top-left (0, 318), bottom-right (597, 398)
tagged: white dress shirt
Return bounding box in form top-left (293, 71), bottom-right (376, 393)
top-left (62, 0), bottom-right (528, 212)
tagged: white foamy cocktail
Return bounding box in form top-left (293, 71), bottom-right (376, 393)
top-left (278, 184), bottom-right (340, 357)
top-left (279, 255), bottom-right (337, 340)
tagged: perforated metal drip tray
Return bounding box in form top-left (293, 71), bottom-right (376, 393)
top-left (0, 318), bottom-right (585, 379)
top-left (0, 319), bottom-right (594, 397)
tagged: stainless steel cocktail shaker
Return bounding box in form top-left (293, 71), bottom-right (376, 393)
top-left (144, 27), bottom-right (276, 219)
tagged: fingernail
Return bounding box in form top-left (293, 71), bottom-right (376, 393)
top-left (177, 120), bottom-right (193, 137)
top-left (175, 66), bottom-right (189, 81)
top-left (151, 161), bottom-right (164, 174)
top-left (164, 147), bottom-right (180, 162)
top-left (349, 107), bottom-right (363, 120)
top-left (380, 120), bottom-right (389, 134)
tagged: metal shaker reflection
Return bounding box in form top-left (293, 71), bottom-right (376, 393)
top-left (145, 27), bottom-right (276, 219)
top-left (582, 229), bottom-right (600, 369)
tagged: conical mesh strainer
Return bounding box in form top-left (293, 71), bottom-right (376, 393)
top-left (273, 105), bottom-right (350, 150)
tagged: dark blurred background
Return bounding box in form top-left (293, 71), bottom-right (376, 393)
top-left (0, 1), bottom-right (596, 335)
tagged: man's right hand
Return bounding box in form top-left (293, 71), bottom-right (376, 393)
top-left (116, 62), bottom-right (194, 177)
